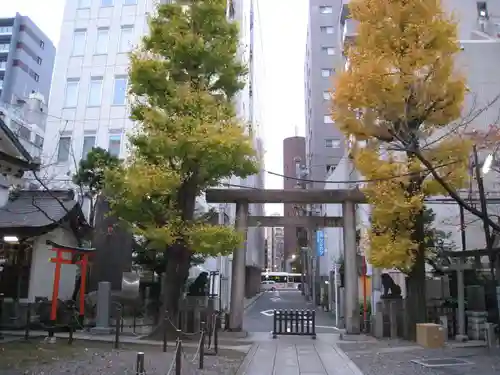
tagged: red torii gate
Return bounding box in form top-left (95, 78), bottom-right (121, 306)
top-left (47, 240), bottom-right (96, 324)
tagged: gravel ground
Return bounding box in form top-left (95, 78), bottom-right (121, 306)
top-left (0, 338), bottom-right (247, 375)
top-left (338, 339), bottom-right (500, 375)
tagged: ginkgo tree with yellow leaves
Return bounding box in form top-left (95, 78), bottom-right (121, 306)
top-left (332, 0), bottom-right (473, 334)
top-left (103, 0), bottom-right (258, 322)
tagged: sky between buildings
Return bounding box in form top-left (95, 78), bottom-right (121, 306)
top-left (0, 0), bottom-right (309, 215)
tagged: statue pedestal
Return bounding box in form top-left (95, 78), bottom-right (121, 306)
top-left (381, 296), bottom-right (403, 338)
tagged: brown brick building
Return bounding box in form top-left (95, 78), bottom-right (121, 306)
top-left (283, 136), bottom-right (306, 264)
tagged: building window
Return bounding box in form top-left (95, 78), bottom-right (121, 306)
top-left (108, 134), bottom-right (121, 157)
top-left (323, 91), bottom-right (330, 100)
top-left (124, 0), bottom-right (137, 4)
top-left (57, 136), bottom-right (71, 162)
top-left (0, 27), bottom-right (13, 34)
top-left (78, 0), bottom-right (91, 8)
top-left (321, 69), bottom-right (333, 77)
top-left (88, 77), bottom-right (103, 106)
top-left (0, 44), bottom-right (10, 52)
top-left (325, 139), bottom-right (341, 148)
top-left (82, 135), bottom-right (96, 160)
top-left (323, 115), bottom-right (333, 124)
top-left (29, 70), bottom-right (39, 82)
top-left (95, 27), bottom-right (109, 55)
top-left (323, 47), bottom-right (335, 56)
top-left (119, 26), bottom-right (134, 52)
top-left (477, 2), bottom-right (488, 18)
top-left (72, 29), bottom-right (87, 56)
top-left (113, 76), bottom-right (128, 105)
top-left (34, 134), bottom-right (44, 148)
top-left (319, 6), bottom-right (333, 14)
top-left (36, 56), bottom-right (42, 65)
top-left (65, 79), bottom-right (79, 107)
top-left (17, 124), bottom-right (31, 141)
top-left (39, 40), bottom-right (44, 49)
top-left (320, 26), bottom-right (334, 34)
top-left (101, 0), bottom-right (113, 6)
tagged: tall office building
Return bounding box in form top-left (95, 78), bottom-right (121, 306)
top-left (0, 14), bottom-right (56, 104)
top-left (283, 136), bottom-right (305, 262)
top-left (43, 0), bottom-right (264, 296)
top-left (304, 1), bottom-right (344, 189)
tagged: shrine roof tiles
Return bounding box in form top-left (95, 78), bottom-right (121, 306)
top-left (0, 190), bottom-right (79, 229)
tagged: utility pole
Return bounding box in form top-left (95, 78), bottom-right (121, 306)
top-left (472, 145), bottom-right (500, 328)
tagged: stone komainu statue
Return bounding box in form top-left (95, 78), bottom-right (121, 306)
top-left (381, 273), bottom-right (402, 298)
top-left (187, 272), bottom-right (209, 297)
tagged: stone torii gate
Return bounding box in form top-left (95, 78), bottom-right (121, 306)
top-left (205, 188), bottom-right (366, 334)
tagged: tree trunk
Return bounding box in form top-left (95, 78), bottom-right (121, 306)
top-left (162, 243), bottom-right (191, 320)
top-left (148, 181), bottom-right (198, 339)
top-left (405, 210), bottom-right (427, 340)
top-left (147, 243), bottom-right (191, 339)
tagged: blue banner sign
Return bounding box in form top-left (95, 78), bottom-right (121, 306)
top-left (316, 230), bottom-right (325, 257)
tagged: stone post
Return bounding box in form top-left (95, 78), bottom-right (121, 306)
top-left (373, 301), bottom-right (384, 338)
top-left (343, 201), bottom-right (360, 334)
top-left (456, 263), bottom-right (467, 341)
top-left (389, 300), bottom-right (398, 339)
top-left (91, 281), bottom-right (112, 334)
top-left (228, 201), bottom-right (248, 331)
top-left (451, 259), bottom-right (469, 342)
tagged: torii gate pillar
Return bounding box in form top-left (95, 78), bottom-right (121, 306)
top-left (343, 201), bottom-right (360, 334)
top-left (205, 188), bottom-right (364, 334)
top-left (228, 200), bottom-right (248, 331)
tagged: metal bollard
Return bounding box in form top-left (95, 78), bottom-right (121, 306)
top-left (199, 322), bottom-right (205, 369)
top-left (311, 310), bottom-right (316, 339)
top-left (114, 308), bottom-right (121, 349)
top-left (272, 310), bottom-right (277, 338)
top-left (24, 304), bottom-right (31, 341)
top-left (175, 330), bottom-right (182, 375)
top-left (136, 352), bottom-right (145, 375)
top-left (214, 313), bottom-right (219, 355)
top-left (0, 293), bottom-right (4, 340)
top-left (68, 324), bottom-right (74, 345)
top-left (163, 310), bottom-right (168, 353)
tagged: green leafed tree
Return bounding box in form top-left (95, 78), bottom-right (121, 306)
top-left (103, 0), bottom-right (258, 319)
top-left (73, 147), bottom-right (121, 226)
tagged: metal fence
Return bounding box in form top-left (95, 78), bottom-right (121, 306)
top-left (272, 309), bottom-right (316, 339)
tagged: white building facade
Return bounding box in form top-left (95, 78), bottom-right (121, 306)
top-left (43, 0), bottom-right (265, 307)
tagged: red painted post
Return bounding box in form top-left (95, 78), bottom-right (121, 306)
top-left (50, 249), bottom-right (62, 322)
top-left (79, 254), bottom-right (88, 318)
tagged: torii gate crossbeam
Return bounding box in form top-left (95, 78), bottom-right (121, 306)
top-left (205, 188), bottom-right (365, 334)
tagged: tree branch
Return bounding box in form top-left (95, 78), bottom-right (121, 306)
top-left (411, 148), bottom-right (500, 233)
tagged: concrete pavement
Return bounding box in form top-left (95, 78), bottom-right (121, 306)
top-left (236, 339), bottom-right (364, 375)
top-left (244, 289), bottom-right (339, 333)
top-left (238, 290), bottom-right (363, 374)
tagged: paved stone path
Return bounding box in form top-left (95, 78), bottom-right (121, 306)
top-left (236, 340), bottom-right (364, 375)
top-left (338, 339), bottom-right (500, 375)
